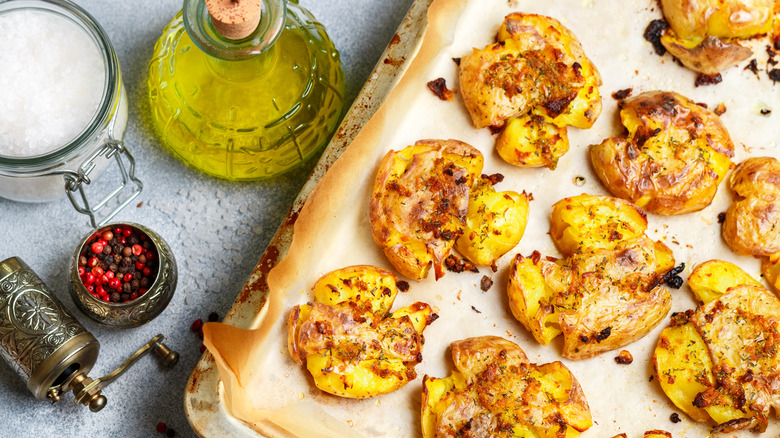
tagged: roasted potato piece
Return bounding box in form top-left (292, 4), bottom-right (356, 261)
top-left (288, 266), bottom-right (437, 398)
top-left (660, 33), bottom-right (753, 75)
top-left (654, 259), bottom-right (780, 432)
top-left (459, 13), bottom-right (601, 169)
top-left (590, 91), bottom-right (734, 215)
top-left (762, 252), bottom-right (780, 293)
top-left (421, 336), bottom-right (592, 438)
top-left (455, 177), bottom-right (529, 266)
top-left (723, 157), bottom-right (780, 256)
top-left (550, 194), bottom-right (648, 255)
top-left (659, 0), bottom-right (772, 74)
top-left (496, 113), bottom-right (570, 169)
top-left (661, 0), bottom-right (773, 41)
top-left (508, 194), bottom-right (675, 360)
top-left (370, 140), bottom-right (483, 280)
top-left (687, 259), bottom-right (762, 304)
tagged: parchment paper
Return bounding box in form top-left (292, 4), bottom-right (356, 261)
top-left (203, 0), bottom-right (780, 436)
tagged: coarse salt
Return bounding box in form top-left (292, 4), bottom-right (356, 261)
top-left (0, 10), bottom-right (105, 157)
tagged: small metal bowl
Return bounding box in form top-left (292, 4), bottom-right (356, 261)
top-left (69, 222), bottom-right (177, 328)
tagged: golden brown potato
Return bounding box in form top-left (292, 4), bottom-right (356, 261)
top-left (370, 140), bottom-right (483, 280)
top-left (550, 194), bottom-right (648, 255)
top-left (507, 194), bottom-right (675, 360)
top-left (659, 0), bottom-right (773, 74)
top-left (723, 157), bottom-right (780, 256)
top-left (687, 259), bottom-right (762, 304)
top-left (288, 265), bottom-right (437, 398)
top-left (496, 113), bottom-right (569, 169)
top-left (421, 336), bottom-right (592, 437)
top-left (654, 261), bottom-right (780, 433)
top-left (455, 177), bottom-right (530, 267)
top-left (590, 91), bottom-right (734, 215)
top-left (459, 13), bottom-right (601, 169)
top-left (660, 34), bottom-right (753, 75)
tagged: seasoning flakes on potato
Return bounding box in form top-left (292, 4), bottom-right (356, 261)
top-left (658, 0), bottom-right (773, 74)
top-left (590, 91), bottom-right (734, 215)
top-left (459, 13), bottom-right (602, 169)
top-left (653, 260), bottom-right (780, 433)
top-left (287, 265), bottom-right (437, 398)
top-left (421, 336), bottom-right (592, 438)
top-left (370, 139), bottom-right (528, 280)
top-left (507, 194), bottom-right (675, 360)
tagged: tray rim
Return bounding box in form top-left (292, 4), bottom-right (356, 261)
top-left (183, 1), bottom-right (433, 436)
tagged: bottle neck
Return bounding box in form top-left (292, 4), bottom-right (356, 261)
top-left (183, 0), bottom-right (286, 61)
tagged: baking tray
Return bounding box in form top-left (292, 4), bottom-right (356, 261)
top-left (186, 0), bottom-right (780, 436)
top-left (183, 0), bottom-right (432, 435)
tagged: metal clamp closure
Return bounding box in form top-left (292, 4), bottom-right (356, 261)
top-left (62, 140), bottom-right (143, 228)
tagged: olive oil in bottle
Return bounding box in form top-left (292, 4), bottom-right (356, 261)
top-left (148, 0), bottom-right (344, 180)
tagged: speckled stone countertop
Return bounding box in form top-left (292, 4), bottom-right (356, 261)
top-left (0, 0), bottom-right (414, 436)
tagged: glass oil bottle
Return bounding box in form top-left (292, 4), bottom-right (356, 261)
top-left (147, 0), bottom-right (345, 180)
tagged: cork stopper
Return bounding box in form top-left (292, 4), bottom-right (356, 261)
top-left (205, 0), bottom-right (262, 40)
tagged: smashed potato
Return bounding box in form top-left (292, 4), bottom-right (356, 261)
top-left (590, 91), bottom-right (734, 215)
top-left (370, 140), bottom-right (483, 280)
top-left (371, 140), bottom-right (529, 279)
top-left (288, 265), bottom-right (437, 398)
top-left (455, 176), bottom-right (530, 267)
top-left (508, 194), bottom-right (675, 359)
top-left (459, 13), bottom-right (601, 169)
top-left (421, 336), bottom-right (592, 437)
top-left (654, 260), bottom-right (780, 433)
top-left (660, 0), bottom-right (773, 74)
top-left (723, 157), bottom-right (780, 256)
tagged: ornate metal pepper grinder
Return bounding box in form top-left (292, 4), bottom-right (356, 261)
top-left (0, 257), bottom-right (179, 411)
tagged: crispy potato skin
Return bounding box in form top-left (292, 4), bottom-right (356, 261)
top-left (654, 261), bottom-right (780, 432)
top-left (659, 0), bottom-right (772, 73)
top-left (507, 194), bottom-right (674, 360)
top-left (661, 33), bottom-right (752, 75)
top-left (370, 140), bottom-right (483, 280)
top-left (590, 91), bottom-right (734, 215)
top-left (723, 157), bottom-right (780, 256)
top-left (287, 265), bottom-right (437, 398)
top-left (459, 13), bottom-right (601, 169)
top-left (421, 336), bottom-right (592, 438)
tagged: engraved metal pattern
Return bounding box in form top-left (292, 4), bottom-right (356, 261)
top-left (70, 223), bottom-right (177, 328)
top-left (0, 258), bottom-right (88, 382)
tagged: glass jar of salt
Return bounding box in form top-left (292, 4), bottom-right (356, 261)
top-left (0, 0), bottom-right (141, 227)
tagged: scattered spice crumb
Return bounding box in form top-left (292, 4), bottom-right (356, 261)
top-left (396, 280), bottom-right (410, 292)
top-left (745, 59), bottom-right (758, 75)
top-left (761, 108), bottom-right (772, 116)
top-left (156, 422), bottom-right (167, 434)
top-left (769, 69), bottom-right (780, 83)
top-left (615, 350), bottom-right (633, 364)
top-left (670, 413), bottom-right (681, 423)
top-left (573, 175), bottom-right (586, 187)
top-left (611, 88), bottom-right (633, 100)
top-left (482, 173), bottom-right (504, 185)
top-left (649, 375), bottom-right (654, 382)
top-left (695, 73), bottom-right (722, 87)
top-left (695, 102), bottom-right (708, 109)
top-left (137, 201), bottom-right (144, 208)
top-left (717, 212), bottom-right (726, 224)
top-left (480, 275), bottom-right (493, 292)
top-left (426, 77), bottom-right (454, 101)
top-left (714, 103), bottom-right (727, 116)
top-left (452, 57), bottom-right (461, 66)
top-left (488, 124), bottom-right (504, 135)
top-left (471, 305), bottom-right (482, 314)
top-left (445, 255), bottom-right (478, 273)
top-left (643, 19), bottom-right (669, 56)
top-left (208, 312), bottom-right (219, 322)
